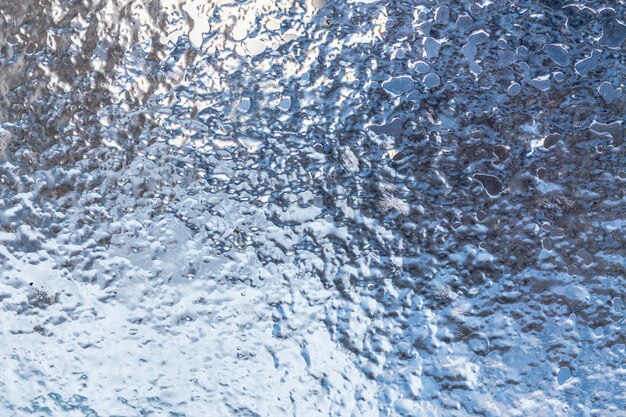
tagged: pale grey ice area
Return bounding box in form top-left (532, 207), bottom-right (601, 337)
top-left (0, 1), bottom-right (625, 416)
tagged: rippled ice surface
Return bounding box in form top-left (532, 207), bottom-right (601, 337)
top-left (0, 0), bottom-right (625, 416)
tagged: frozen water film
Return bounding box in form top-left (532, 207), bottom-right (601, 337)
top-left (0, 0), bottom-right (625, 416)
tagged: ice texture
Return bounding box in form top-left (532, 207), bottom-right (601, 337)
top-left (0, 1), bottom-right (624, 416)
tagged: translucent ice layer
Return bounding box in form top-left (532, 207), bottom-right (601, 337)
top-left (0, 1), bottom-right (624, 416)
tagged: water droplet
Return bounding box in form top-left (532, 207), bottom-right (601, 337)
top-left (507, 82), bottom-right (522, 96)
top-left (277, 97), bottom-right (292, 111)
top-left (557, 366), bottom-right (571, 385)
top-left (239, 98), bottom-right (251, 112)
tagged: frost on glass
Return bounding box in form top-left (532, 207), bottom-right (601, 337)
top-left (0, 0), bottom-right (624, 416)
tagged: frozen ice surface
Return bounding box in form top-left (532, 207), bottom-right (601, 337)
top-left (0, 1), bottom-right (625, 416)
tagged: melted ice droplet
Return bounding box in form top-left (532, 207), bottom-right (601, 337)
top-left (382, 76), bottom-right (414, 95)
top-left (543, 44), bottom-right (570, 66)
top-left (530, 75), bottom-right (551, 92)
top-left (434, 6), bottom-right (450, 24)
top-left (456, 15), bottom-right (473, 31)
top-left (414, 61), bottom-right (432, 74)
top-left (557, 366), bottom-right (571, 385)
top-left (423, 73), bottom-right (441, 89)
top-left (575, 49), bottom-right (601, 77)
top-left (473, 174), bottom-right (503, 196)
top-left (277, 97), bottom-right (292, 111)
top-left (422, 37), bottom-right (441, 60)
top-left (239, 98), bottom-right (251, 112)
top-left (590, 121), bottom-right (623, 146)
top-left (507, 82), bottom-right (522, 96)
top-left (468, 30), bottom-right (489, 45)
top-left (245, 38), bottom-right (266, 56)
top-left (231, 23), bottom-right (249, 41)
top-left (598, 82), bottom-right (621, 103)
